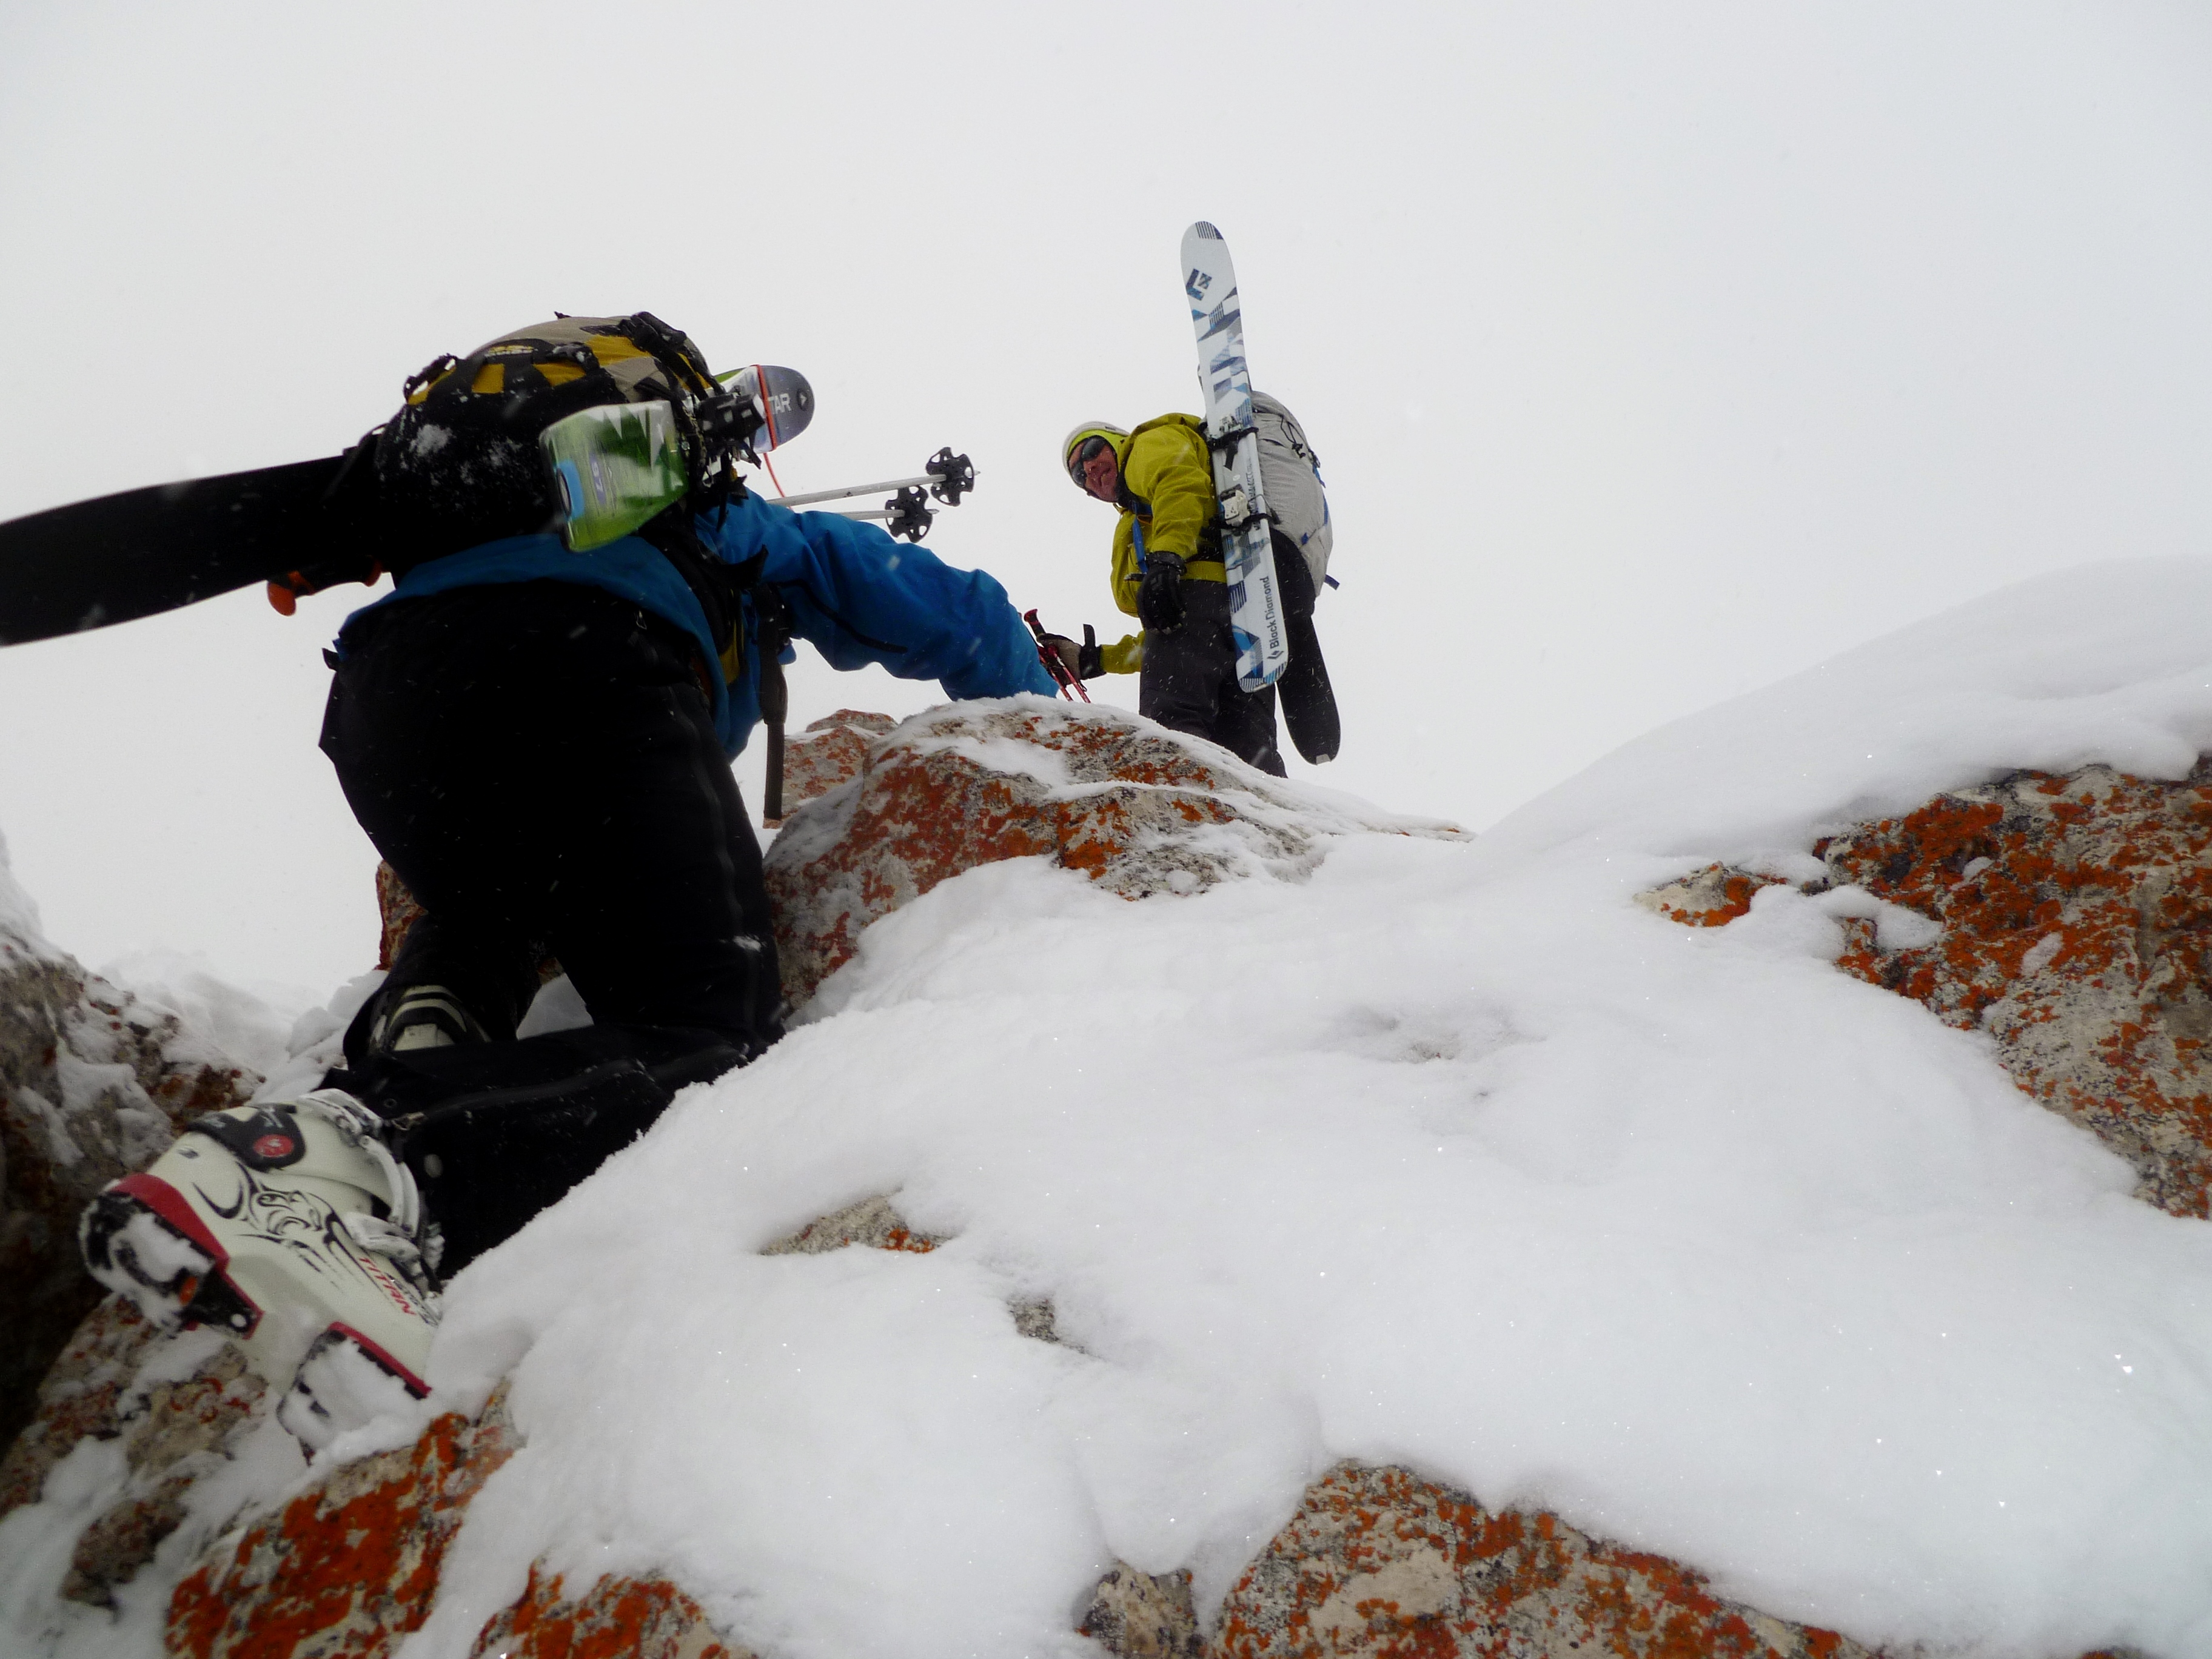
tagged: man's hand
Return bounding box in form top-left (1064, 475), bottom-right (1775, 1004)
top-left (1137, 551), bottom-right (1187, 632)
top-left (1043, 626), bottom-right (1105, 680)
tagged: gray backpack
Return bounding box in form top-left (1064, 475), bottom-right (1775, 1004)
top-left (1252, 391), bottom-right (1332, 596)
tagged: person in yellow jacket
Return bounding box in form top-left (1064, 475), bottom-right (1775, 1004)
top-left (1055, 415), bottom-right (1289, 776)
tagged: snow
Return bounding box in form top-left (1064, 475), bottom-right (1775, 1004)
top-left (402, 557), bottom-right (2212, 1658)
top-left (0, 824), bottom-right (50, 952)
top-left (13, 556), bottom-right (2212, 1657)
top-left (96, 948), bottom-right (303, 1081)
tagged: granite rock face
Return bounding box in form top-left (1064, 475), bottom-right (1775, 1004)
top-left (1, 922), bottom-right (261, 1453)
top-left (762, 698), bottom-right (1463, 1008)
top-left (1641, 762), bottom-right (2212, 1218)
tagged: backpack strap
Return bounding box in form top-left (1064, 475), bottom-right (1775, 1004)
top-left (636, 507), bottom-right (795, 820)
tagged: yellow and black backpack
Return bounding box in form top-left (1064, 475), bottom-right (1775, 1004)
top-left (374, 312), bottom-right (734, 565)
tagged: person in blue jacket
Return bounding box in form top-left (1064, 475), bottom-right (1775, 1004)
top-left (321, 317), bottom-right (1054, 1269)
top-left (79, 315), bottom-right (1053, 1449)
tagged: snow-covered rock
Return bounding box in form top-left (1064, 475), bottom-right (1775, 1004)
top-left (1820, 762), bottom-right (2212, 1219)
top-left (15, 563), bottom-right (2212, 1659)
top-left (762, 696), bottom-right (1464, 1008)
top-left (768, 708), bottom-right (898, 827)
top-left (0, 1301), bottom-right (263, 1612)
top-left (166, 1390), bottom-right (520, 1659)
top-left (1208, 1464), bottom-right (1875, 1659)
top-left (0, 849), bottom-right (264, 1459)
top-left (1640, 760), bottom-right (2212, 1221)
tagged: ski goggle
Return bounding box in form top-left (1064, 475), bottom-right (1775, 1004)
top-left (1067, 435), bottom-right (1114, 486)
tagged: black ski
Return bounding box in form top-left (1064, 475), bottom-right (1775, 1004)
top-left (0, 447), bottom-right (382, 646)
top-left (1278, 590), bottom-right (1340, 765)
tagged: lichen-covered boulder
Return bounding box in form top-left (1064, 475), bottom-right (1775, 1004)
top-left (468, 1566), bottom-right (748, 1659)
top-left (1, 893), bottom-right (262, 1453)
top-left (0, 1296), bottom-right (267, 1607)
top-left (1640, 762), bottom-right (2212, 1219)
top-left (166, 1396), bottom-right (518, 1659)
top-left (768, 708), bottom-right (896, 826)
top-left (761, 697), bottom-right (1463, 1008)
top-left (1210, 1464), bottom-right (1871, 1659)
top-left (141, 1196), bottom-right (948, 1657)
top-left (1817, 762), bottom-right (2212, 1216)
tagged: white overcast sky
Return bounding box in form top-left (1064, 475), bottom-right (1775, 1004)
top-left (1, 1), bottom-right (2208, 995)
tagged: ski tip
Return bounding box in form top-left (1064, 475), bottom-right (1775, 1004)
top-left (1188, 221), bottom-right (1222, 242)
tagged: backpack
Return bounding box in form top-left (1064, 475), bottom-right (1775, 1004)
top-left (369, 315), bottom-right (811, 785)
top-left (375, 312), bottom-right (732, 563)
top-left (1251, 391), bottom-right (1332, 596)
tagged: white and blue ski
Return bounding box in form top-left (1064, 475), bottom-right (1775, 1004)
top-left (1181, 222), bottom-right (1290, 692)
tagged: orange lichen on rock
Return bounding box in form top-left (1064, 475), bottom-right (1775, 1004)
top-left (0, 1298), bottom-right (160, 1521)
top-left (1815, 763), bottom-right (2212, 1216)
top-left (762, 1193), bottom-right (942, 1256)
top-left (1632, 763), bottom-right (2212, 1218)
top-left (1208, 1464), bottom-right (1872, 1659)
top-left (467, 1564), bottom-right (743, 1659)
top-left (166, 1395), bottom-right (515, 1659)
top-left (1633, 865), bottom-right (1786, 928)
top-left (762, 701), bottom-right (1461, 1008)
top-left (375, 860), bottom-right (429, 972)
top-left (765, 708), bottom-right (896, 827)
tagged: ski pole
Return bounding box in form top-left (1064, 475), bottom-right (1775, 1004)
top-left (1023, 609), bottom-right (1092, 702)
top-left (769, 448), bottom-right (976, 509)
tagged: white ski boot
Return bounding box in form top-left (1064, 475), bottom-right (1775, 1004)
top-left (79, 1088), bottom-right (440, 1452)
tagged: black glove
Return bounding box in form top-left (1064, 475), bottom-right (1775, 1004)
top-left (1137, 551), bottom-right (1187, 632)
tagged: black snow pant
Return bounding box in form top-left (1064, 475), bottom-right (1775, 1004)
top-left (1138, 578), bottom-right (1287, 777)
top-left (317, 580), bottom-right (779, 1275)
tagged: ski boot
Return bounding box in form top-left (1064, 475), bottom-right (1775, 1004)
top-left (79, 1088), bottom-right (440, 1452)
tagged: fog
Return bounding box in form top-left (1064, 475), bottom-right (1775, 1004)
top-left (2, 1), bottom-right (2208, 992)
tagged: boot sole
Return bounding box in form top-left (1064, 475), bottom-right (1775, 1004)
top-left (80, 1173), bottom-right (261, 1338)
top-left (278, 1325), bottom-right (431, 1452)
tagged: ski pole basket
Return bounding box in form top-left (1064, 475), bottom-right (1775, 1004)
top-left (883, 487), bottom-right (934, 542)
top-left (926, 449), bottom-right (975, 506)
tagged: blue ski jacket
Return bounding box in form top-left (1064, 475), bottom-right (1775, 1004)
top-left (337, 488), bottom-right (1056, 758)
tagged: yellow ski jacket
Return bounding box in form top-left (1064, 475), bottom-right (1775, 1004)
top-left (1096, 414), bottom-right (1227, 674)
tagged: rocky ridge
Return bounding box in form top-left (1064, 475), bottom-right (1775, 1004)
top-left (762, 697), bottom-right (1459, 1007)
top-left (1, 714), bottom-right (2187, 1659)
top-left (0, 897), bottom-right (261, 1452)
